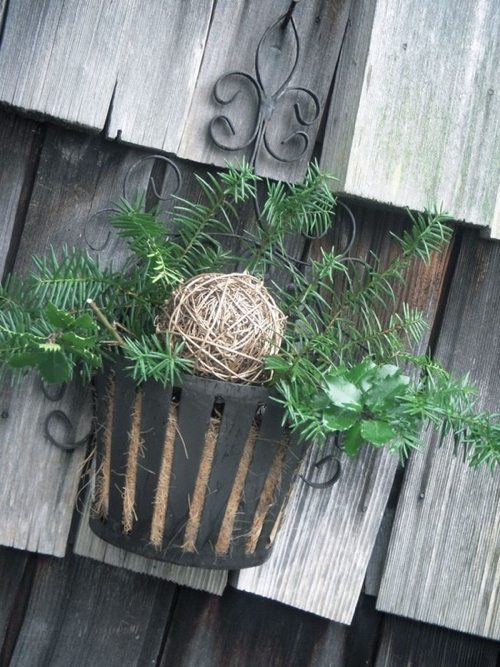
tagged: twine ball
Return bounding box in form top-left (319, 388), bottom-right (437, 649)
top-left (156, 272), bottom-right (286, 383)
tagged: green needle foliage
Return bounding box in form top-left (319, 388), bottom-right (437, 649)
top-left (0, 160), bottom-right (498, 468)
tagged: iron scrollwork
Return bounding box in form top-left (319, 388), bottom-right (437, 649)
top-left (209, 5), bottom-right (320, 166)
top-left (41, 380), bottom-right (90, 452)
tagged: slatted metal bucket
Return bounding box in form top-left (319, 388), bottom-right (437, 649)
top-left (89, 358), bottom-right (306, 569)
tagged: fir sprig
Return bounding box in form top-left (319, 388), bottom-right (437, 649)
top-left (0, 161), bottom-right (496, 468)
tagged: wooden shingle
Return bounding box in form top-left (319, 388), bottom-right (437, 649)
top-left (0, 127), bottom-right (151, 556)
top-left (321, 0), bottom-right (500, 234)
top-left (106, 0), bottom-right (215, 153)
top-left (377, 231), bottom-right (500, 640)
top-left (0, 0), bottom-right (133, 130)
top-left (178, 0), bottom-right (351, 181)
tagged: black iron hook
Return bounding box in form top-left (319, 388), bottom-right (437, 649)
top-left (300, 435), bottom-right (343, 489)
top-left (282, 0), bottom-right (300, 28)
top-left (44, 410), bottom-right (91, 452)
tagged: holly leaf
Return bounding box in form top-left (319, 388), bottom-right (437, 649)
top-left (72, 314), bottom-right (95, 331)
top-left (360, 419), bottom-right (396, 446)
top-left (374, 364), bottom-right (400, 380)
top-left (60, 332), bottom-right (96, 351)
top-left (45, 303), bottom-right (74, 329)
top-left (343, 423), bottom-right (363, 457)
top-left (8, 350), bottom-right (40, 368)
top-left (38, 350), bottom-right (72, 383)
top-left (323, 408), bottom-right (359, 432)
top-left (39, 342), bottom-right (62, 352)
top-left (324, 375), bottom-right (362, 410)
top-left (364, 372), bottom-right (410, 410)
top-left (347, 358), bottom-right (376, 385)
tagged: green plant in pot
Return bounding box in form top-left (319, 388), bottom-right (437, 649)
top-left (0, 162), bottom-right (497, 568)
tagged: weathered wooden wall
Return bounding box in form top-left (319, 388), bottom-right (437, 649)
top-left (1, 109), bottom-right (498, 646)
top-left (377, 233), bottom-right (500, 640)
top-left (0, 0), bottom-right (499, 657)
top-left (320, 0), bottom-right (500, 234)
top-left (0, 544), bottom-right (498, 666)
top-left (0, 0), bottom-right (497, 231)
top-left (0, 0), bottom-right (351, 181)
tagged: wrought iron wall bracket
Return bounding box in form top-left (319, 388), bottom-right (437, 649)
top-left (209, 9), bottom-right (320, 167)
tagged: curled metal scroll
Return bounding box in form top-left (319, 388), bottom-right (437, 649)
top-left (122, 155), bottom-right (182, 202)
top-left (48, 154), bottom-right (183, 453)
top-left (40, 380), bottom-right (66, 403)
top-left (300, 435), bottom-right (342, 489)
top-left (209, 8), bottom-right (320, 167)
top-left (40, 381), bottom-right (90, 452)
top-left (207, 7), bottom-right (362, 492)
top-left (83, 155), bottom-right (183, 254)
top-left (44, 410), bottom-right (90, 452)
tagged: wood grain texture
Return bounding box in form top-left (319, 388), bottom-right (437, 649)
top-left (0, 0), bottom-right (133, 130)
top-left (74, 486), bottom-right (227, 595)
top-left (0, 126), bottom-right (152, 556)
top-left (178, 0), bottom-right (351, 181)
top-left (375, 615), bottom-right (499, 667)
top-left (0, 110), bottom-right (42, 277)
top-left (0, 547), bottom-right (31, 652)
top-left (159, 586), bottom-right (348, 667)
top-left (0, 0), bottom-right (7, 33)
top-left (106, 0), bottom-right (215, 152)
top-left (377, 231), bottom-right (500, 640)
top-left (321, 0), bottom-right (500, 232)
top-left (233, 205), bottom-right (453, 624)
top-left (363, 467), bottom-right (404, 596)
top-left (9, 552), bottom-right (176, 667)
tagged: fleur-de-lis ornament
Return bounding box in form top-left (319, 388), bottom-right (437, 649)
top-left (209, 2), bottom-right (321, 167)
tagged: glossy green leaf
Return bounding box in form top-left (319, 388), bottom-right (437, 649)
top-left (343, 423), bottom-right (363, 457)
top-left (323, 408), bottom-right (359, 432)
top-left (38, 350), bottom-right (72, 383)
top-left (45, 303), bottom-right (74, 328)
top-left (72, 314), bottom-right (95, 330)
top-left (347, 358), bottom-right (376, 385)
top-left (324, 376), bottom-right (362, 409)
top-left (364, 373), bottom-right (410, 410)
top-left (8, 350), bottom-right (40, 368)
top-left (60, 332), bottom-right (95, 350)
top-left (360, 419), bottom-right (396, 446)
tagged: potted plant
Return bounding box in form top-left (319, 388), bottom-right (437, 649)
top-left (0, 162), bottom-right (497, 569)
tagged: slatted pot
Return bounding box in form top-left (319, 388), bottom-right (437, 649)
top-left (89, 357), bottom-right (307, 569)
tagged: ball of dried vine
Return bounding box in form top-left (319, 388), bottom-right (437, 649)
top-left (156, 272), bottom-right (286, 383)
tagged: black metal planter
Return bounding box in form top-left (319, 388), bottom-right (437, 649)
top-left (89, 357), bottom-right (307, 569)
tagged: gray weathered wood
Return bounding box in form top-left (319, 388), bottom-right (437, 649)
top-left (377, 231), bottom-right (500, 640)
top-left (0, 125), bottom-right (230, 602)
top-left (0, 0), bottom-right (7, 26)
top-left (363, 467), bottom-right (404, 596)
top-left (0, 0), bottom-right (133, 130)
top-left (321, 0), bottom-right (500, 233)
top-left (74, 485), bottom-right (227, 595)
top-left (0, 110), bottom-right (41, 277)
top-left (159, 586), bottom-right (348, 667)
top-left (0, 547), bottom-right (31, 652)
top-left (178, 0), bottom-right (351, 181)
top-left (106, 0), bottom-right (215, 153)
top-left (0, 127), bottom-right (153, 556)
top-left (233, 206), bottom-right (453, 623)
top-left (9, 552), bottom-right (177, 667)
top-left (375, 615), bottom-right (499, 667)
